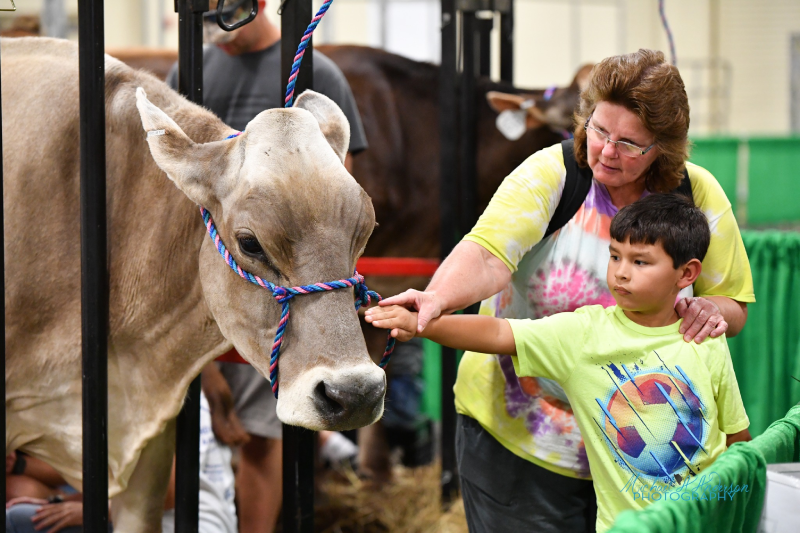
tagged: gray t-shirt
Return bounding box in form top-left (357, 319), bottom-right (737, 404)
top-left (168, 42), bottom-right (367, 153)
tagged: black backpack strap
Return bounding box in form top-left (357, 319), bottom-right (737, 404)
top-left (544, 139), bottom-right (594, 239)
top-left (673, 168), bottom-right (693, 202)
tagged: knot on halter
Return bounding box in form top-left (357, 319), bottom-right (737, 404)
top-left (199, 207), bottom-right (395, 398)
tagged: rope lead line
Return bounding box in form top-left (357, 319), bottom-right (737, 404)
top-left (200, 207), bottom-right (395, 398)
top-left (658, 0), bottom-right (677, 66)
top-left (284, 0), bottom-right (334, 107)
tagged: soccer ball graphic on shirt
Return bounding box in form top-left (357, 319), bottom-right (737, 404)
top-left (598, 366), bottom-right (707, 481)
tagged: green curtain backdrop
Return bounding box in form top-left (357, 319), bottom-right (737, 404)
top-left (690, 136), bottom-right (800, 225)
top-left (728, 231), bottom-right (800, 436)
top-left (689, 137), bottom-right (739, 213)
top-left (421, 231), bottom-right (800, 436)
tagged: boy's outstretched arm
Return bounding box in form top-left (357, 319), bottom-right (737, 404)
top-left (365, 305), bottom-right (517, 356)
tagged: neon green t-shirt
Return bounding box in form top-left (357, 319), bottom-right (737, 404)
top-left (455, 143), bottom-right (755, 479)
top-left (508, 305), bottom-right (750, 532)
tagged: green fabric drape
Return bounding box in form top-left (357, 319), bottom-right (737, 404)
top-left (728, 231), bottom-right (800, 436)
top-left (609, 404), bottom-right (800, 533)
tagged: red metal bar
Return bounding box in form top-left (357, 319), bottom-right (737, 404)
top-left (356, 257), bottom-right (440, 277)
top-left (217, 348), bottom-right (248, 364)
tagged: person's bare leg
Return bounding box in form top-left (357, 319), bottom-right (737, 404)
top-left (236, 435), bottom-right (282, 533)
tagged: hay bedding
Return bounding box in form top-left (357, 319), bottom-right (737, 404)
top-left (278, 463), bottom-right (468, 533)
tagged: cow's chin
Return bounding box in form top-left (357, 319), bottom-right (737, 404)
top-left (275, 364), bottom-right (386, 431)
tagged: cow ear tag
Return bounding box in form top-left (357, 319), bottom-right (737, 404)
top-left (496, 110), bottom-right (526, 141)
top-left (495, 100), bottom-right (535, 141)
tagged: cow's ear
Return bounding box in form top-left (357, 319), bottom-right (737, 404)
top-left (294, 90), bottom-right (350, 163)
top-left (136, 87), bottom-right (236, 206)
top-left (486, 91), bottom-right (545, 130)
top-left (572, 63), bottom-right (595, 93)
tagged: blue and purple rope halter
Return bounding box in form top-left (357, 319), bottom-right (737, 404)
top-left (658, 0), bottom-right (677, 66)
top-left (284, 0), bottom-right (333, 107)
top-left (200, 207), bottom-right (395, 398)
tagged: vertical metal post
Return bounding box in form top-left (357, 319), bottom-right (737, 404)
top-left (78, 0), bottom-right (109, 530)
top-left (459, 12), bottom-right (478, 238)
top-left (174, 2), bottom-right (207, 532)
top-left (281, 1), bottom-right (315, 531)
top-left (281, 427), bottom-right (316, 532)
top-left (477, 16), bottom-right (492, 78)
top-left (281, 0), bottom-right (314, 98)
top-left (439, 0), bottom-right (460, 506)
top-left (499, 1), bottom-right (514, 83)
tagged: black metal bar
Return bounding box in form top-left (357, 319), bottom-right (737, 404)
top-left (174, 1), bottom-right (207, 532)
top-left (439, 0), bottom-right (460, 505)
top-left (282, 426), bottom-right (316, 532)
top-left (78, 0), bottom-right (109, 530)
top-left (281, 0), bottom-right (314, 103)
top-left (459, 12), bottom-right (478, 239)
top-left (499, 2), bottom-right (514, 83)
top-left (281, 0), bottom-right (315, 530)
top-left (477, 16), bottom-right (492, 78)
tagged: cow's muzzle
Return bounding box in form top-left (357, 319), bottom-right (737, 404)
top-left (313, 372), bottom-right (386, 424)
top-left (275, 363), bottom-right (386, 431)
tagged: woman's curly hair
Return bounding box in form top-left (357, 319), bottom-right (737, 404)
top-left (573, 49), bottom-right (690, 193)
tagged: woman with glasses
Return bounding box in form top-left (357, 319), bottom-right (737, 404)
top-left (381, 49), bottom-right (753, 532)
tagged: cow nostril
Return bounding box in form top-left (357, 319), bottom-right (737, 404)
top-left (313, 380), bottom-right (346, 417)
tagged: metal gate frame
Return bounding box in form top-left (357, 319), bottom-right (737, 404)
top-left (439, 0), bottom-right (514, 503)
top-left (170, 0), bottom-right (320, 531)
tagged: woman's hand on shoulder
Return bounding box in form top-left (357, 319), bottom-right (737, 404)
top-left (378, 289), bottom-right (442, 332)
top-left (365, 305), bottom-right (419, 342)
top-left (676, 296), bottom-right (727, 343)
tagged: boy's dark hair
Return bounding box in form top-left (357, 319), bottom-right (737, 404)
top-left (610, 193), bottom-right (710, 268)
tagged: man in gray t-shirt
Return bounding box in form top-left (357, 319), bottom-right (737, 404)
top-left (167, 2), bottom-right (367, 164)
top-left (168, 2), bottom-right (367, 531)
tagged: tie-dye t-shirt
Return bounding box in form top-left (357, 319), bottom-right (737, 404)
top-left (455, 142), bottom-right (755, 479)
top-left (508, 306), bottom-right (749, 532)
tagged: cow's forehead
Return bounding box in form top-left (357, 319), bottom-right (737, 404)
top-left (222, 107), bottom-right (372, 236)
top-left (233, 108), bottom-right (356, 192)
top-left (244, 107), bottom-right (327, 153)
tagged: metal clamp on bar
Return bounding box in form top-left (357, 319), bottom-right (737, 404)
top-left (174, 0), bottom-right (209, 13)
top-left (455, 0), bottom-right (511, 14)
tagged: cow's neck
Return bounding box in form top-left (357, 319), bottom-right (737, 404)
top-left (106, 81), bottom-right (234, 442)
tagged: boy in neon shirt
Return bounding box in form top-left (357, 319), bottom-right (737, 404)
top-left (366, 193), bottom-right (751, 532)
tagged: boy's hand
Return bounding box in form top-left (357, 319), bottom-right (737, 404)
top-left (364, 305), bottom-right (419, 342)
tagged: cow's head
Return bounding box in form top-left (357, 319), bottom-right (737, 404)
top-left (135, 88), bottom-right (385, 431)
top-left (487, 64), bottom-right (594, 140)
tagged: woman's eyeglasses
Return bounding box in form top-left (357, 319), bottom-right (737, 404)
top-left (584, 117), bottom-right (656, 157)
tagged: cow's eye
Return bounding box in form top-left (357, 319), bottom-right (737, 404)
top-left (238, 236), bottom-right (264, 256)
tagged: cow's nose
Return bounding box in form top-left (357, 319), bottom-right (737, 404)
top-left (313, 373), bottom-right (386, 422)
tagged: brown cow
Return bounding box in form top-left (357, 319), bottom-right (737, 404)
top-left (3, 37), bottom-right (385, 531)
